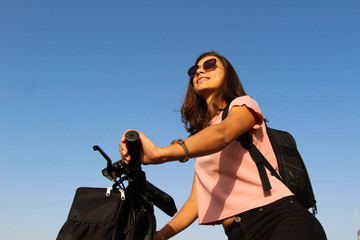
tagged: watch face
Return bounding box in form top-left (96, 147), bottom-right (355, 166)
top-left (171, 139), bottom-right (189, 163)
top-left (171, 139), bottom-right (182, 145)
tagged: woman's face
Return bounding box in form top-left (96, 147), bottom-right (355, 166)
top-left (192, 56), bottom-right (226, 103)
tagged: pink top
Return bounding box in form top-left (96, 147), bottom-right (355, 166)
top-left (194, 96), bottom-right (293, 225)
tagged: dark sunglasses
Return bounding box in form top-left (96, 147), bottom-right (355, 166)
top-left (187, 58), bottom-right (217, 77)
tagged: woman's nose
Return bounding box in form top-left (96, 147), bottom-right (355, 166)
top-left (196, 66), bottom-right (205, 75)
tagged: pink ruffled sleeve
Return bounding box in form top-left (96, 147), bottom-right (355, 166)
top-left (229, 96), bottom-right (264, 129)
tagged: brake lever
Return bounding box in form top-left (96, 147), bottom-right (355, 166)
top-left (93, 145), bottom-right (117, 181)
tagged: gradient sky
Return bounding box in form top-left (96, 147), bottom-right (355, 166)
top-left (1, 1), bottom-right (360, 239)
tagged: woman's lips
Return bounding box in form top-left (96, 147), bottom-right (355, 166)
top-left (197, 77), bottom-right (209, 84)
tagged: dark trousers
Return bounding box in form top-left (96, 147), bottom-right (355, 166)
top-left (225, 196), bottom-right (327, 240)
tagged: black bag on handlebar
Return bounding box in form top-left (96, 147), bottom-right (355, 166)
top-left (57, 131), bottom-right (177, 240)
top-left (57, 187), bottom-right (156, 240)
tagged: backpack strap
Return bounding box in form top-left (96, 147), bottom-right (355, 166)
top-left (222, 103), bottom-right (283, 192)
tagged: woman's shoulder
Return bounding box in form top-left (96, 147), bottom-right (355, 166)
top-left (230, 95), bottom-right (260, 109)
top-left (229, 96), bottom-right (264, 126)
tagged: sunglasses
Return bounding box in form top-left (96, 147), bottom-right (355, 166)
top-left (187, 58), bottom-right (217, 77)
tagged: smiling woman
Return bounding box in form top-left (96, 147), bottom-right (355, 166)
top-left (191, 57), bottom-right (226, 104)
top-left (182, 52), bottom-right (246, 135)
top-left (119, 51), bottom-right (327, 240)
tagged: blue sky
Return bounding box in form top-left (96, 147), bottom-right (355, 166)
top-left (1, 0), bottom-right (359, 239)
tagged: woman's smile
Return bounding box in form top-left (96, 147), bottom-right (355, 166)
top-left (197, 77), bottom-right (209, 84)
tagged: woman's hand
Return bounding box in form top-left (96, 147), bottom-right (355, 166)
top-left (119, 130), bottom-right (163, 165)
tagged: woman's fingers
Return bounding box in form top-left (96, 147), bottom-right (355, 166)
top-left (119, 131), bottom-right (131, 161)
top-left (119, 129), bottom-right (161, 165)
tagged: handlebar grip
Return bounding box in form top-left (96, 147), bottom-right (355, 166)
top-left (125, 131), bottom-right (141, 168)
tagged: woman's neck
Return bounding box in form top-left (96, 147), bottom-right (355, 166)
top-left (206, 99), bottom-right (227, 116)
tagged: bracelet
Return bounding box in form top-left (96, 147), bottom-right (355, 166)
top-left (171, 139), bottom-right (190, 163)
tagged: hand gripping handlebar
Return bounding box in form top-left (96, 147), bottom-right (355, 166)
top-left (93, 131), bottom-right (177, 217)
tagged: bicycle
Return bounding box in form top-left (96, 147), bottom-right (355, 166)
top-left (57, 131), bottom-right (177, 240)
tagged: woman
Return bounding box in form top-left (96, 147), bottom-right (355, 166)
top-left (119, 51), bottom-right (327, 240)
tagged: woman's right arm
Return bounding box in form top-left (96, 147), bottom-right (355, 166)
top-left (155, 175), bottom-right (198, 240)
top-left (119, 105), bottom-right (256, 164)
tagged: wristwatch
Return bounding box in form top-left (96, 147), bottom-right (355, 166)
top-left (171, 139), bottom-right (190, 163)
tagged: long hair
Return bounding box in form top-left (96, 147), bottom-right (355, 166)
top-left (181, 51), bottom-right (246, 135)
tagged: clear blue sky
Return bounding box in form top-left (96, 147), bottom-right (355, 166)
top-left (1, 0), bottom-right (359, 239)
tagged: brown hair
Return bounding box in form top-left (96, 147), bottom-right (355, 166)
top-left (181, 51), bottom-right (246, 135)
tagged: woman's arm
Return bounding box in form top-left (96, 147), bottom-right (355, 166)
top-left (166, 105), bottom-right (257, 159)
top-left (155, 175), bottom-right (198, 240)
top-left (120, 105), bottom-right (256, 164)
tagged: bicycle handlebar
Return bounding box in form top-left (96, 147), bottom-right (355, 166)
top-left (124, 130), bottom-right (141, 170)
top-left (93, 131), bottom-right (177, 217)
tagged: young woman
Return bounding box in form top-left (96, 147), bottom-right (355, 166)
top-left (119, 51), bottom-right (327, 240)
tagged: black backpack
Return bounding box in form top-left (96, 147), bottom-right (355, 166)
top-left (222, 103), bottom-right (317, 214)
